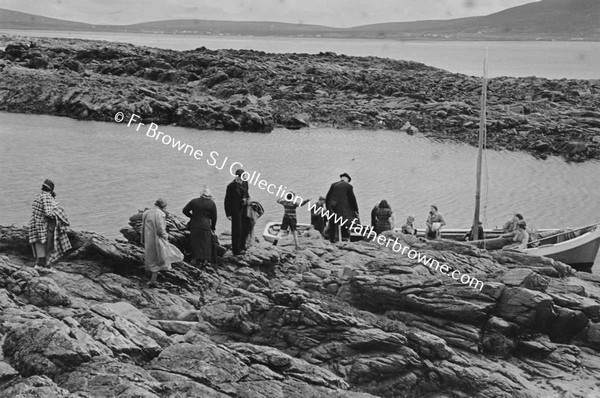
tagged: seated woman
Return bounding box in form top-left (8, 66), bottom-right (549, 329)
top-left (401, 215), bottom-right (417, 235)
top-left (502, 220), bottom-right (529, 251)
top-left (503, 213), bottom-right (524, 233)
top-left (374, 200), bottom-right (394, 234)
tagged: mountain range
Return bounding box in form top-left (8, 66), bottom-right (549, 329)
top-left (1, 0), bottom-right (599, 41)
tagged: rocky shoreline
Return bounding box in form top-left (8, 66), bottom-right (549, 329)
top-left (0, 35), bottom-right (599, 162)
top-left (2, 220), bottom-right (600, 397)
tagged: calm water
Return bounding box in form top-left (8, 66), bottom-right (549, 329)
top-left (2, 113), bottom-right (599, 262)
top-left (1, 29), bottom-right (599, 79)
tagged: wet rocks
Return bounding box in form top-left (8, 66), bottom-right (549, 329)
top-left (3, 318), bottom-right (112, 377)
top-left (2, 224), bottom-right (600, 396)
top-left (0, 36), bottom-right (599, 160)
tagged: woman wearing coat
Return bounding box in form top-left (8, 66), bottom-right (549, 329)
top-left (183, 187), bottom-right (217, 267)
top-left (142, 198), bottom-right (183, 287)
top-left (28, 178), bottom-right (71, 273)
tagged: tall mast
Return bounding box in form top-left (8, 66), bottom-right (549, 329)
top-left (472, 50), bottom-right (488, 241)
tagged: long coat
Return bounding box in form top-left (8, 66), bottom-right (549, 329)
top-left (183, 196), bottom-right (217, 261)
top-left (141, 207), bottom-right (173, 272)
top-left (184, 197), bottom-right (217, 231)
top-left (224, 179), bottom-right (251, 255)
top-left (325, 180), bottom-right (358, 223)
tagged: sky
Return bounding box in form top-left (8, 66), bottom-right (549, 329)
top-left (0, 0), bottom-right (540, 27)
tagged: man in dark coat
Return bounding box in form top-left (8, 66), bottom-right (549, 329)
top-left (183, 187), bottom-right (217, 267)
top-left (224, 169), bottom-right (251, 255)
top-left (325, 173), bottom-right (359, 242)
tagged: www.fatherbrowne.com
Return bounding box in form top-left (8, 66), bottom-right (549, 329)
top-left (116, 111), bottom-right (484, 292)
top-left (305, 201), bottom-right (484, 291)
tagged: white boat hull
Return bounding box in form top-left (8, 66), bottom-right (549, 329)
top-left (263, 222), bottom-right (600, 270)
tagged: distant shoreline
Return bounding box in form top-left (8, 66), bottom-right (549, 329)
top-left (1, 28), bottom-right (599, 42)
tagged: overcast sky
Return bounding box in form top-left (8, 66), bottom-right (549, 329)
top-left (1, 0), bottom-right (539, 27)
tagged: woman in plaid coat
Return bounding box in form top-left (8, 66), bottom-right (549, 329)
top-left (28, 179), bottom-right (71, 272)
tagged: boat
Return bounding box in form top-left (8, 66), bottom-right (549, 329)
top-left (262, 54), bottom-right (600, 270)
top-left (462, 53), bottom-right (600, 271)
top-left (424, 226), bottom-right (600, 271)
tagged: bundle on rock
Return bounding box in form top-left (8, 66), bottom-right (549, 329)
top-left (120, 209), bottom-right (190, 254)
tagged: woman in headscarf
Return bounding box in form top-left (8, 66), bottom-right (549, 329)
top-left (141, 198), bottom-right (183, 287)
top-left (28, 178), bottom-right (71, 273)
top-left (183, 187), bottom-right (217, 268)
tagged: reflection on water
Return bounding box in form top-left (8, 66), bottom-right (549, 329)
top-left (1, 112), bottom-right (600, 267)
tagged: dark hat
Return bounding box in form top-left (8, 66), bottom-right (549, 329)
top-left (155, 198), bottom-right (167, 209)
top-left (235, 168), bottom-right (245, 177)
top-left (431, 204), bottom-right (438, 211)
top-left (340, 173), bottom-right (351, 182)
top-left (42, 179), bottom-right (55, 191)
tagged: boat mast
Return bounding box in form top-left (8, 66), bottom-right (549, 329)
top-left (472, 50), bottom-right (488, 241)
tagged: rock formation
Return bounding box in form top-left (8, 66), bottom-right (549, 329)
top-left (2, 221), bottom-right (600, 397)
top-left (0, 36), bottom-right (599, 161)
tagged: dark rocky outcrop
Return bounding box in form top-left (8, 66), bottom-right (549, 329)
top-left (0, 36), bottom-right (599, 161)
top-left (2, 222), bottom-right (600, 396)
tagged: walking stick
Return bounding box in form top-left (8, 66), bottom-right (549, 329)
top-left (338, 224), bottom-right (342, 242)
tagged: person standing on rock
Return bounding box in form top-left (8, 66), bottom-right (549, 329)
top-left (310, 196), bottom-right (327, 236)
top-left (28, 178), bottom-right (71, 273)
top-left (224, 169), bottom-right (251, 255)
top-left (276, 192), bottom-right (310, 249)
top-left (425, 205), bottom-right (446, 240)
top-left (374, 200), bottom-right (395, 234)
top-left (325, 173), bottom-right (359, 242)
top-left (141, 198), bottom-right (183, 287)
top-left (183, 187), bottom-right (217, 268)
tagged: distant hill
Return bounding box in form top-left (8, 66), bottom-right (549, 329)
top-left (0, 8), bottom-right (95, 31)
top-left (1, 0), bottom-right (599, 41)
top-left (348, 0), bottom-right (600, 40)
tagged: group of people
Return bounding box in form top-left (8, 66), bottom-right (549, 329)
top-left (27, 172), bottom-right (530, 286)
top-left (26, 170), bottom-right (247, 287)
top-left (500, 213), bottom-right (530, 250)
top-left (369, 202), bottom-right (422, 237)
top-left (273, 172), bottom-right (447, 247)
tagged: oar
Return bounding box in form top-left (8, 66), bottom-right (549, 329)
top-left (527, 223), bottom-right (599, 247)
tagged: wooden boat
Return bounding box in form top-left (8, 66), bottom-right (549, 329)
top-left (263, 55), bottom-right (600, 269)
top-left (263, 220), bottom-right (600, 270)
top-left (462, 53), bottom-right (600, 271)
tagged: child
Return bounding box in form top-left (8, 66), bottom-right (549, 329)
top-left (276, 192), bottom-right (309, 249)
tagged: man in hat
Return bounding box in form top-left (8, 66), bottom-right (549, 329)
top-left (224, 168), bottom-right (251, 255)
top-left (325, 173), bottom-right (359, 242)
